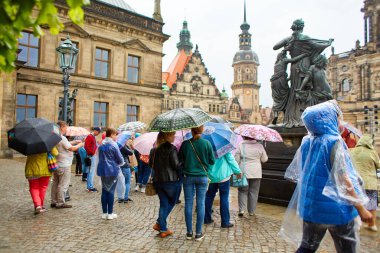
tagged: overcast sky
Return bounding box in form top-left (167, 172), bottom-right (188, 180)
top-left (128, 0), bottom-right (364, 107)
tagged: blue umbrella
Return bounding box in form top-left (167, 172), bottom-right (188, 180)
top-left (117, 131), bottom-right (132, 146)
top-left (185, 122), bottom-right (237, 158)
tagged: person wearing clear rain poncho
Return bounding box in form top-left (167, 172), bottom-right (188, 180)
top-left (280, 100), bottom-right (372, 253)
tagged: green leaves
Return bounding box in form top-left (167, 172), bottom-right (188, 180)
top-left (0, 0), bottom-right (89, 73)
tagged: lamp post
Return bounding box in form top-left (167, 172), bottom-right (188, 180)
top-left (56, 35), bottom-right (78, 123)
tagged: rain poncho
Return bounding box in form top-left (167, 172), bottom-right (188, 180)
top-left (350, 134), bottom-right (380, 190)
top-left (280, 100), bottom-right (368, 248)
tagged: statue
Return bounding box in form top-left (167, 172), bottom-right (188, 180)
top-left (272, 19), bottom-right (333, 128)
top-left (153, 0), bottom-right (163, 22)
top-left (58, 89), bottom-right (78, 126)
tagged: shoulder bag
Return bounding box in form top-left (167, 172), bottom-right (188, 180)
top-left (145, 149), bottom-right (157, 196)
top-left (47, 152), bottom-right (59, 172)
top-left (232, 144), bottom-right (248, 188)
top-left (189, 140), bottom-right (211, 184)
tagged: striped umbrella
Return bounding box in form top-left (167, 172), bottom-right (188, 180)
top-left (118, 121), bottom-right (146, 132)
top-left (149, 108), bottom-right (212, 132)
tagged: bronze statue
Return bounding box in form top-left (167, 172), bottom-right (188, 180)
top-left (59, 89), bottom-right (78, 126)
top-left (272, 19), bottom-right (333, 128)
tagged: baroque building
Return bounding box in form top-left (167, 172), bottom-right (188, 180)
top-left (327, 0), bottom-right (380, 152)
top-left (0, 0), bottom-right (169, 157)
top-left (230, 2), bottom-right (262, 124)
top-left (161, 21), bottom-right (229, 115)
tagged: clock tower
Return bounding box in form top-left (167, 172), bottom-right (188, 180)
top-left (231, 0), bottom-right (261, 123)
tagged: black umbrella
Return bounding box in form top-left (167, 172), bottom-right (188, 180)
top-left (210, 116), bottom-right (234, 128)
top-left (8, 118), bottom-right (62, 155)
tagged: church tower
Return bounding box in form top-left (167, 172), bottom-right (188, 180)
top-left (176, 21), bottom-right (193, 55)
top-left (362, 0), bottom-right (380, 52)
top-left (231, 0), bottom-right (261, 123)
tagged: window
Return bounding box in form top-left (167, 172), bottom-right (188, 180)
top-left (94, 102), bottom-right (108, 127)
top-left (18, 31), bottom-right (39, 67)
top-left (127, 105), bottom-right (139, 122)
top-left (183, 86), bottom-right (186, 93)
top-left (207, 89), bottom-right (210, 95)
top-left (16, 94), bottom-right (37, 123)
top-left (166, 100), bottom-right (169, 109)
top-left (342, 79), bottom-right (351, 92)
top-left (217, 105), bottom-right (220, 113)
top-left (209, 104), bottom-right (212, 112)
top-left (95, 48), bottom-right (110, 78)
top-left (213, 104), bottom-right (216, 112)
top-left (128, 55), bottom-right (140, 83)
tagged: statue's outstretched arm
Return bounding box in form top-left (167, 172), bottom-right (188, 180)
top-left (287, 53), bottom-right (308, 63)
top-left (273, 37), bottom-right (291, 50)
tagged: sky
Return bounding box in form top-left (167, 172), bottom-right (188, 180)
top-left (128, 0), bottom-right (364, 107)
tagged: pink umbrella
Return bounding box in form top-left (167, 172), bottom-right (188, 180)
top-left (234, 124), bottom-right (283, 142)
top-left (134, 130), bottom-right (188, 155)
top-left (66, 126), bottom-right (90, 137)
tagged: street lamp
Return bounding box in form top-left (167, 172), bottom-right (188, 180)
top-left (56, 34), bottom-right (78, 123)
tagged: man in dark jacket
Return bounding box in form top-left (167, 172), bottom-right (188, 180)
top-left (117, 143), bottom-right (134, 203)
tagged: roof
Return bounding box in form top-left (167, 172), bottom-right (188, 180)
top-left (162, 50), bottom-right (192, 88)
top-left (96, 0), bottom-right (135, 12)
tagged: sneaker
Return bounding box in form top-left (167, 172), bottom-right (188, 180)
top-left (153, 223), bottom-right (160, 231)
top-left (56, 204), bottom-right (72, 209)
top-left (221, 223), bottom-right (234, 228)
top-left (140, 187), bottom-right (146, 193)
top-left (124, 198), bottom-right (133, 203)
top-left (50, 203), bottom-right (57, 208)
top-left (159, 230), bottom-right (173, 238)
top-left (238, 211), bottom-right (244, 217)
top-left (34, 206), bottom-right (42, 214)
top-left (204, 219), bottom-right (214, 225)
top-left (249, 212), bottom-right (255, 216)
top-left (87, 188), bottom-right (98, 192)
top-left (82, 178), bottom-right (87, 182)
top-left (134, 185), bottom-right (139, 192)
top-left (186, 232), bottom-right (193, 240)
top-left (366, 225), bottom-right (378, 232)
top-left (118, 199), bottom-right (124, 203)
top-left (65, 197), bottom-right (71, 202)
top-left (107, 213), bottom-right (117, 220)
top-left (101, 213), bottom-right (108, 219)
top-left (195, 233), bottom-right (205, 241)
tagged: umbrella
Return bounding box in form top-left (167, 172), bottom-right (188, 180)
top-left (185, 122), bottom-right (237, 158)
top-left (210, 116), bottom-right (234, 128)
top-left (149, 108), bottom-right (212, 132)
top-left (7, 118), bottom-right (62, 155)
top-left (65, 126), bottom-right (90, 136)
top-left (117, 131), bottom-right (132, 146)
top-left (118, 121), bottom-right (146, 132)
top-left (134, 130), bottom-right (188, 155)
top-left (341, 121), bottom-right (362, 137)
top-left (234, 124), bottom-right (283, 142)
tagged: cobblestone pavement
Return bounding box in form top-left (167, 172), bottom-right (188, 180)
top-left (0, 159), bottom-right (378, 253)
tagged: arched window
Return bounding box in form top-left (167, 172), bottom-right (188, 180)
top-left (342, 79), bottom-right (351, 92)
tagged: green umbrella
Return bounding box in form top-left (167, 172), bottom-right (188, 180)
top-left (149, 108), bottom-right (212, 132)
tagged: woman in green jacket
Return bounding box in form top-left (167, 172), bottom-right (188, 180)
top-left (204, 152), bottom-right (241, 228)
top-left (350, 134), bottom-right (380, 232)
top-left (25, 146), bottom-right (59, 214)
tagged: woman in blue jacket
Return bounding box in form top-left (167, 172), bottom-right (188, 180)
top-left (97, 128), bottom-right (124, 220)
top-left (204, 152), bottom-right (241, 228)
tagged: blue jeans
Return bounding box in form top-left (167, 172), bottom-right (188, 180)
top-left (121, 168), bottom-right (131, 199)
top-left (137, 163), bottom-right (151, 186)
top-left (154, 181), bottom-right (180, 232)
top-left (183, 176), bottom-right (209, 235)
top-left (87, 156), bottom-right (96, 189)
top-left (101, 179), bottom-right (117, 214)
top-left (205, 180), bottom-right (231, 226)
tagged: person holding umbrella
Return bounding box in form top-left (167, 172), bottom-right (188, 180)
top-left (149, 131), bottom-right (181, 238)
top-left (51, 121), bottom-right (84, 209)
top-left (179, 126), bottom-right (215, 241)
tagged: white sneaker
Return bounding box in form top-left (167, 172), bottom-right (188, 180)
top-left (134, 185), bottom-right (139, 192)
top-left (107, 213), bottom-right (118, 220)
top-left (140, 187), bottom-right (146, 193)
top-left (101, 213), bottom-right (107, 219)
top-left (366, 225), bottom-right (378, 232)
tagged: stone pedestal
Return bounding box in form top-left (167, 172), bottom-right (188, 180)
top-left (258, 126), bottom-right (307, 206)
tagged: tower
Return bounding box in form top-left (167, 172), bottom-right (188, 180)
top-left (176, 21), bottom-right (193, 55)
top-left (231, 0), bottom-right (261, 122)
top-left (362, 0), bottom-right (380, 52)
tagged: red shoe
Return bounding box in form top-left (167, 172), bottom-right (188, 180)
top-left (159, 230), bottom-right (173, 238)
top-left (153, 223), bottom-right (160, 231)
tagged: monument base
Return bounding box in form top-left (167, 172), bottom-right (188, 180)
top-left (259, 126), bottom-right (307, 206)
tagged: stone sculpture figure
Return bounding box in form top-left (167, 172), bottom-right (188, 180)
top-left (273, 19), bottom-right (333, 128)
top-left (58, 89), bottom-right (78, 126)
top-left (271, 50), bottom-right (307, 125)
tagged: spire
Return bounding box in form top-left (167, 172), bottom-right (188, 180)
top-left (176, 20), bottom-right (193, 55)
top-left (239, 0), bottom-right (251, 50)
top-left (152, 0), bottom-right (163, 22)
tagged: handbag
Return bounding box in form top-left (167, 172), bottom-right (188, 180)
top-left (145, 149), bottom-right (157, 196)
top-left (129, 153), bottom-right (138, 168)
top-left (232, 144), bottom-right (248, 188)
top-left (189, 140), bottom-right (211, 184)
top-left (47, 152), bottom-right (59, 172)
